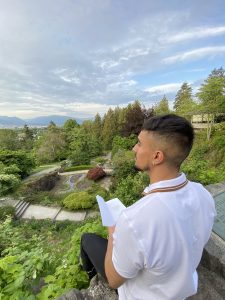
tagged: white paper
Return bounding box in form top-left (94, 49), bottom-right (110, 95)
top-left (96, 195), bottom-right (126, 226)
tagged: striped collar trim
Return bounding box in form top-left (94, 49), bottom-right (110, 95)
top-left (143, 173), bottom-right (187, 195)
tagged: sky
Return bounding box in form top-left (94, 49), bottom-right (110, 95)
top-left (0, 0), bottom-right (225, 119)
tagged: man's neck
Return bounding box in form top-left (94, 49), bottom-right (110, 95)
top-left (148, 167), bottom-right (180, 184)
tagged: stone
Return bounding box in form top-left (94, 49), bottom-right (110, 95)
top-left (56, 275), bottom-right (118, 300)
top-left (87, 167), bottom-right (106, 181)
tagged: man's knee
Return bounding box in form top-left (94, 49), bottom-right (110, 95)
top-left (81, 233), bottom-right (98, 249)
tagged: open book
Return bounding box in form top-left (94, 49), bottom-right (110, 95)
top-left (96, 195), bottom-right (126, 226)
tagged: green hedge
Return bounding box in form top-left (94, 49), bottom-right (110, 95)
top-left (62, 165), bottom-right (94, 172)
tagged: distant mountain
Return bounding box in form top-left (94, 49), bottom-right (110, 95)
top-left (24, 115), bottom-right (83, 126)
top-left (0, 116), bottom-right (25, 127)
top-left (0, 115), bottom-right (85, 128)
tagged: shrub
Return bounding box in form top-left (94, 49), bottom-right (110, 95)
top-left (87, 183), bottom-right (109, 199)
top-left (112, 134), bottom-right (137, 157)
top-left (0, 173), bottom-right (21, 196)
top-left (111, 150), bottom-right (137, 189)
top-left (0, 150), bottom-right (35, 178)
top-left (37, 218), bottom-right (107, 299)
top-left (0, 206), bottom-right (15, 221)
top-left (63, 191), bottom-right (95, 210)
top-left (111, 172), bottom-right (149, 206)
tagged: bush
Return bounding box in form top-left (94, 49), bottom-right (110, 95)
top-left (0, 206), bottom-right (15, 221)
top-left (111, 172), bottom-right (149, 206)
top-left (0, 150), bottom-right (35, 178)
top-left (38, 218), bottom-right (107, 299)
top-left (63, 191), bottom-right (95, 210)
top-left (87, 183), bottom-right (109, 199)
top-left (111, 150), bottom-right (137, 189)
top-left (112, 134), bottom-right (137, 157)
top-left (0, 173), bottom-right (21, 196)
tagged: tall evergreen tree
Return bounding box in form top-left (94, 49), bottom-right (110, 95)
top-left (102, 108), bottom-right (117, 150)
top-left (92, 113), bottom-right (102, 139)
top-left (173, 82), bottom-right (196, 116)
top-left (197, 67), bottom-right (225, 140)
top-left (154, 95), bottom-right (170, 115)
top-left (121, 100), bottom-right (151, 137)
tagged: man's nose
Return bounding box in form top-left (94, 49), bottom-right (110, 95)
top-left (132, 144), bottom-right (137, 152)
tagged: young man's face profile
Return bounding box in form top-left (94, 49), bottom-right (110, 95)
top-left (132, 130), bottom-right (155, 172)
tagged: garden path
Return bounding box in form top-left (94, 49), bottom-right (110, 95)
top-left (0, 197), bottom-right (98, 222)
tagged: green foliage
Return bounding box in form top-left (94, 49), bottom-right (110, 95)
top-left (173, 82), bottom-right (196, 116)
top-left (87, 183), bottom-right (109, 199)
top-left (112, 135), bottom-right (137, 157)
top-left (34, 126), bottom-right (67, 164)
top-left (111, 172), bottom-right (149, 206)
top-left (63, 191), bottom-right (95, 210)
top-left (112, 150), bottom-right (137, 188)
top-left (121, 100), bottom-right (154, 137)
top-left (0, 206), bottom-right (15, 221)
top-left (37, 218), bottom-right (107, 299)
top-left (69, 127), bottom-right (101, 166)
top-left (0, 129), bottom-right (18, 151)
top-left (181, 130), bottom-right (225, 185)
top-left (154, 95), bottom-right (170, 115)
top-left (0, 150), bottom-right (35, 178)
top-left (197, 71), bottom-right (225, 114)
top-left (0, 173), bottom-right (21, 196)
top-left (0, 217), bottom-right (81, 299)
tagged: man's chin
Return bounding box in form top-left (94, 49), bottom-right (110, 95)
top-left (134, 164), bottom-right (144, 172)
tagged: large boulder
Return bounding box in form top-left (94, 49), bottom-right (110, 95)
top-left (23, 171), bottom-right (60, 193)
top-left (56, 274), bottom-right (118, 300)
top-left (87, 167), bottom-right (106, 181)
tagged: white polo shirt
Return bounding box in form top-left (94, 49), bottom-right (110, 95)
top-left (112, 173), bottom-right (216, 300)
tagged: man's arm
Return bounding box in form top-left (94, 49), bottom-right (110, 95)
top-left (104, 226), bottom-right (126, 289)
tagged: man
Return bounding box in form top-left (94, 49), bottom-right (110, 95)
top-left (81, 114), bottom-right (216, 300)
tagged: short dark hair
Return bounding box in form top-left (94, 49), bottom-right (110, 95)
top-left (142, 114), bottom-right (194, 168)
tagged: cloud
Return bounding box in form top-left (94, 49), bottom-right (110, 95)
top-left (145, 83), bottom-right (183, 95)
top-left (0, 0), bottom-right (225, 118)
top-left (164, 26), bottom-right (225, 43)
top-left (163, 46), bottom-right (225, 64)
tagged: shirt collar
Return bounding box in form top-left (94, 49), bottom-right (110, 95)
top-left (143, 173), bottom-right (187, 194)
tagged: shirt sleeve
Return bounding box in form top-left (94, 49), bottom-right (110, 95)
top-left (112, 211), bottom-right (145, 279)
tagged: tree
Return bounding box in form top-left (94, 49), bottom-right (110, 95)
top-left (102, 108), bottom-right (118, 150)
top-left (173, 82), bottom-right (196, 116)
top-left (154, 95), bottom-right (170, 115)
top-left (0, 129), bottom-right (18, 150)
top-left (63, 119), bottom-right (79, 131)
top-left (34, 126), bottom-right (67, 164)
top-left (18, 125), bottom-right (34, 150)
top-left (121, 101), bottom-right (154, 137)
top-left (197, 68), bottom-right (225, 140)
top-left (69, 127), bottom-right (101, 165)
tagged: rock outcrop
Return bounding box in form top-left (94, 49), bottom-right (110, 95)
top-left (56, 274), bottom-right (118, 300)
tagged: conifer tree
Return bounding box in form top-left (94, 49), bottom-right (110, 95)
top-left (173, 82), bottom-right (196, 116)
top-left (154, 95), bottom-right (170, 115)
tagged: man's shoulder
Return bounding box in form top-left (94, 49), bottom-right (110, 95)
top-left (124, 194), bottom-right (166, 220)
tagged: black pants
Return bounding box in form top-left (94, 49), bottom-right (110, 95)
top-left (80, 233), bottom-right (108, 280)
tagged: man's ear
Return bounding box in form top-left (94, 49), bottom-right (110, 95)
top-left (153, 150), bottom-right (165, 165)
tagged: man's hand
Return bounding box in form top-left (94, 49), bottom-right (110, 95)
top-left (104, 226), bottom-right (126, 289)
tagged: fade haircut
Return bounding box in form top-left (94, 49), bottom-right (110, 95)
top-left (142, 114), bottom-right (194, 168)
